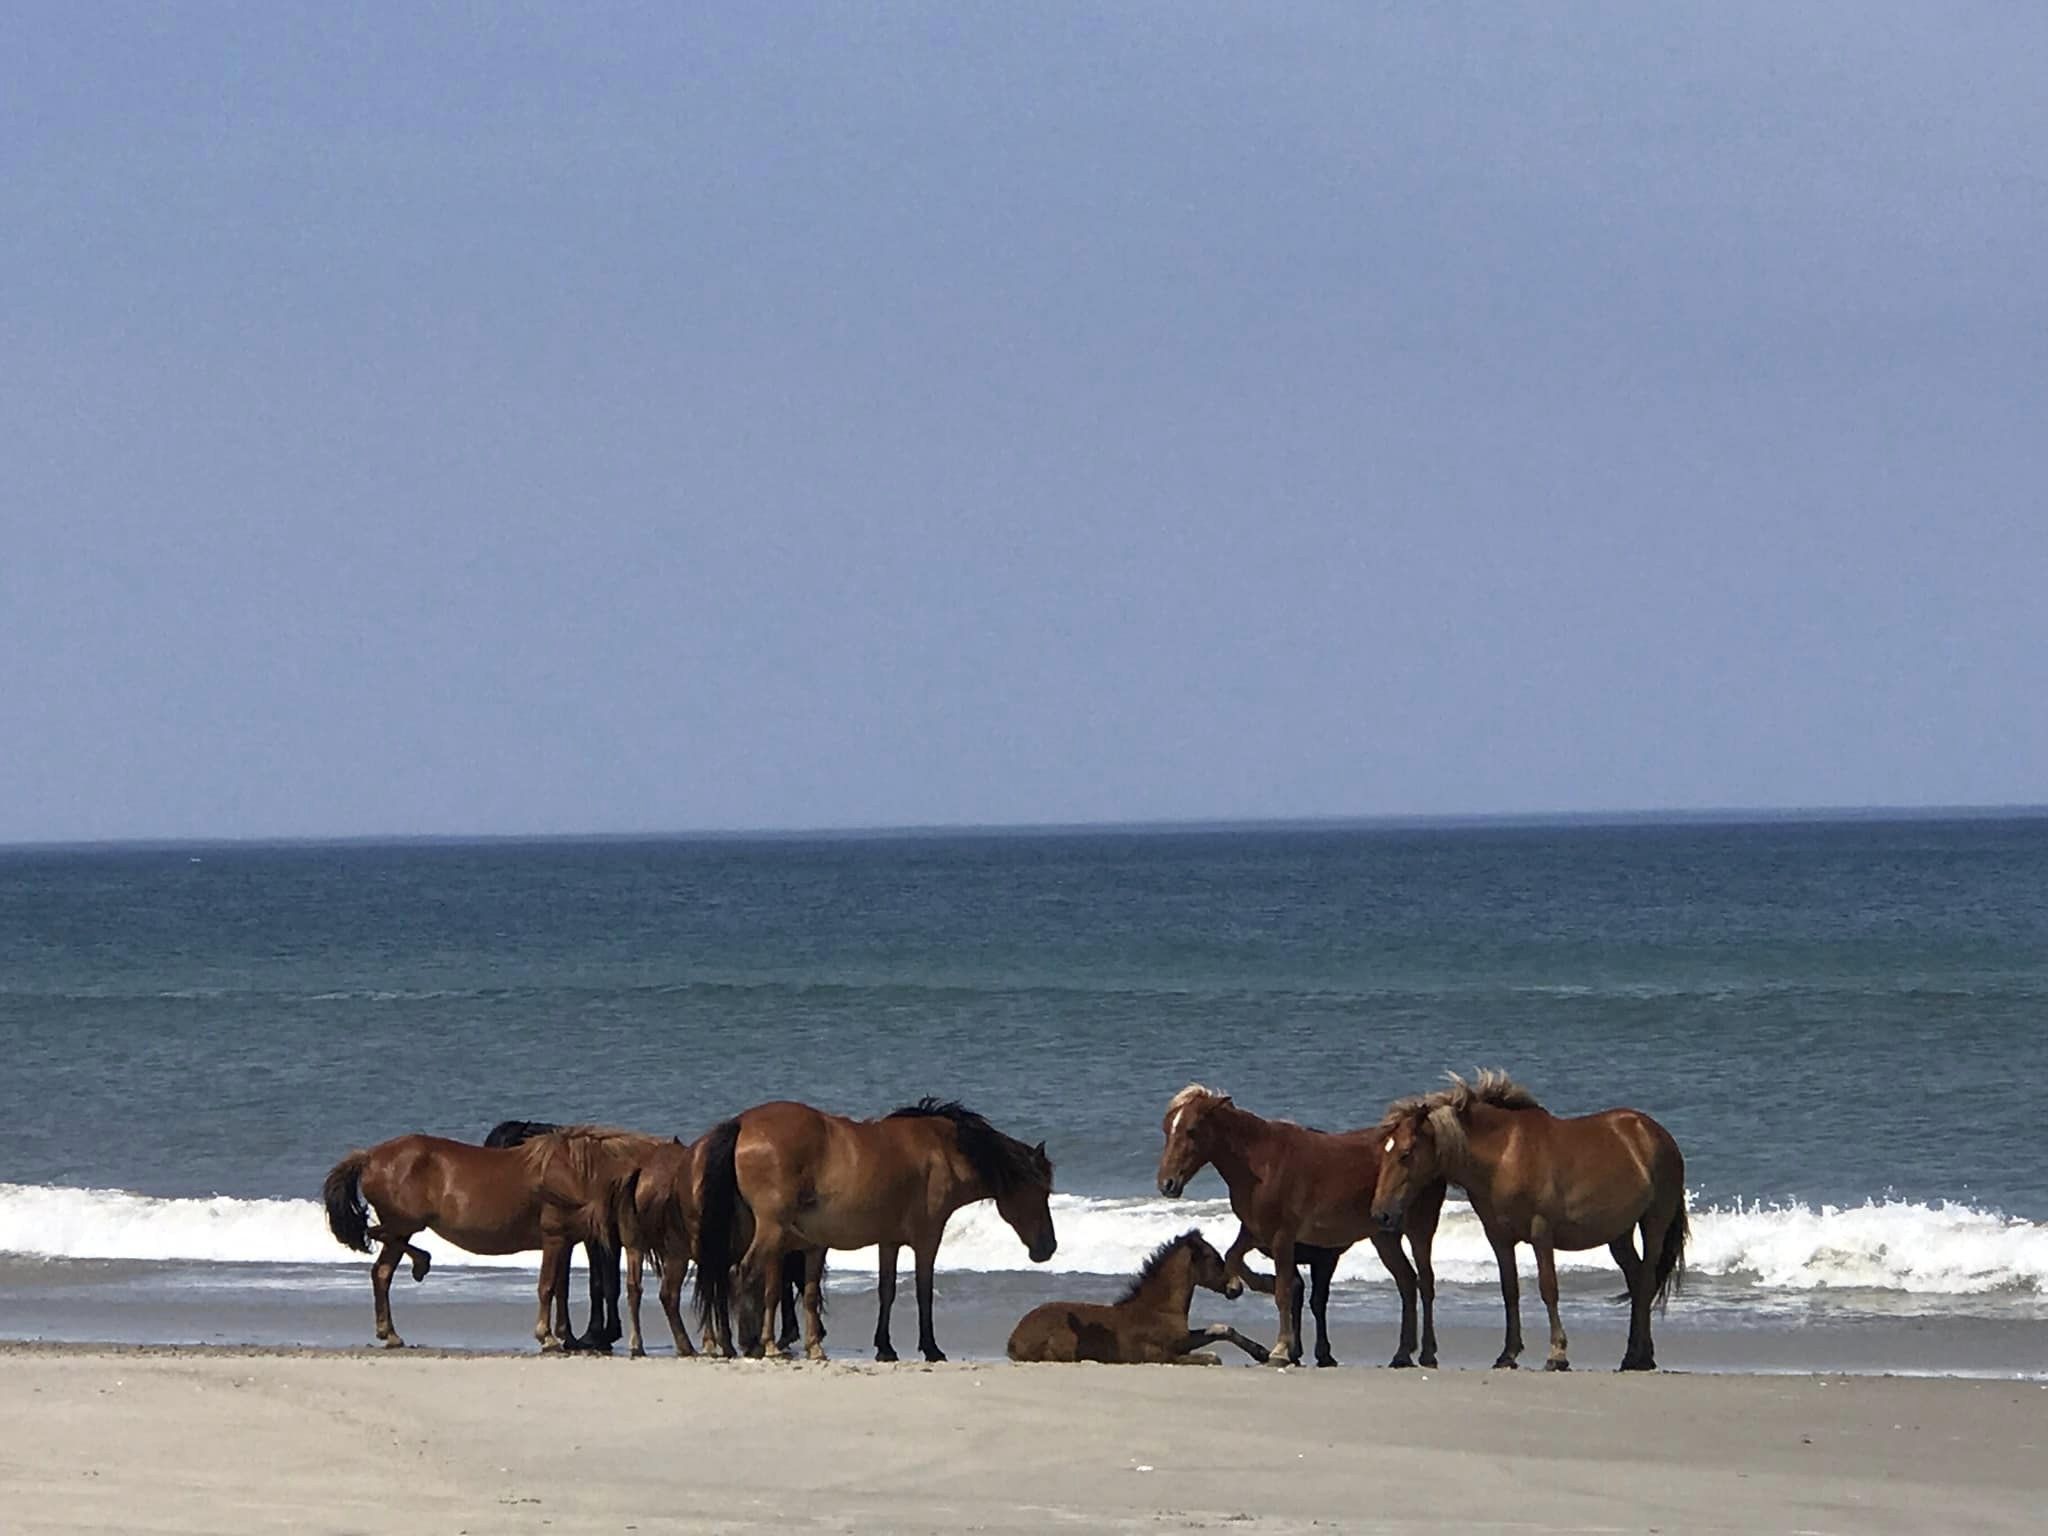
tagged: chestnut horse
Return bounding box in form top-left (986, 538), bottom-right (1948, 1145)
top-left (1155, 1085), bottom-right (1445, 1368)
top-left (1370, 1070), bottom-right (1688, 1372)
top-left (322, 1127), bottom-right (666, 1350)
top-left (1007, 1229), bottom-right (1269, 1364)
top-left (611, 1131), bottom-right (817, 1359)
top-left (694, 1098), bottom-right (1057, 1362)
top-left (484, 1119), bottom-right (622, 1352)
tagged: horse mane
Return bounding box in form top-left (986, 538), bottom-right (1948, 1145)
top-left (1116, 1228), bottom-right (1209, 1305)
top-left (1381, 1069), bottom-right (1542, 1168)
top-left (518, 1125), bottom-right (668, 1182)
top-left (887, 1098), bottom-right (1048, 1195)
top-left (483, 1118), bottom-right (560, 1149)
top-left (1171, 1081), bottom-right (1212, 1122)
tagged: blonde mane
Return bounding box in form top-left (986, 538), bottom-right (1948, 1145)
top-left (1381, 1069), bottom-right (1541, 1169)
top-left (1166, 1083), bottom-right (1225, 1118)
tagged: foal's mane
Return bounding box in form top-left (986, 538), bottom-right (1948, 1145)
top-left (1381, 1069), bottom-right (1542, 1166)
top-left (887, 1098), bottom-right (1049, 1194)
top-left (519, 1124), bottom-right (671, 1181)
top-left (1116, 1228), bottom-right (1210, 1304)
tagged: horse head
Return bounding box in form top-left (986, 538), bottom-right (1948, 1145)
top-left (1156, 1084), bottom-right (1230, 1198)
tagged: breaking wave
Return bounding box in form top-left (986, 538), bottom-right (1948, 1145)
top-left (3, 1182), bottom-right (2043, 1296)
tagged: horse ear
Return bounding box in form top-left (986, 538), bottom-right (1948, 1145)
top-left (1033, 1140), bottom-right (1047, 1158)
top-left (1218, 1095), bottom-right (1233, 1107)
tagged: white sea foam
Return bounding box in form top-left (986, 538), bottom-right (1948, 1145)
top-left (3, 1182), bottom-right (2043, 1296)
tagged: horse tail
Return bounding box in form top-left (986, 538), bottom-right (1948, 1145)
top-left (322, 1150), bottom-right (373, 1254)
top-left (1651, 1199), bottom-right (1689, 1311)
top-left (692, 1117), bottom-right (744, 1331)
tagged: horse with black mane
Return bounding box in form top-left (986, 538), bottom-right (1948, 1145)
top-left (1007, 1228), bottom-right (1269, 1364)
top-left (1371, 1069), bottom-right (1688, 1372)
top-left (694, 1097), bottom-right (1057, 1362)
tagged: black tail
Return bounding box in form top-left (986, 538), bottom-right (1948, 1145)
top-left (483, 1118), bottom-right (561, 1149)
top-left (692, 1117), bottom-right (743, 1331)
top-left (322, 1150), bottom-right (372, 1254)
top-left (1651, 1202), bottom-right (1689, 1311)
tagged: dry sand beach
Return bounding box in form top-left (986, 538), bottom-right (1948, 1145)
top-left (4, 1346), bottom-right (2043, 1534)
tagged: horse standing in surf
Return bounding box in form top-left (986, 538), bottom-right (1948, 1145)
top-left (1155, 1084), bottom-right (1446, 1368)
top-left (1370, 1070), bottom-right (1688, 1371)
top-left (321, 1126), bottom-right (669, 1350)
top-left (693, 1098), bottom-right (1057, 1362)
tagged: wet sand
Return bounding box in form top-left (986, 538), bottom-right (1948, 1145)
top-left (4, 1345), bottom-right (2044, 1533)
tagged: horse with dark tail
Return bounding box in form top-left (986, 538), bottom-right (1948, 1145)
top-left (484, 1118), bottom-right (621, 1351)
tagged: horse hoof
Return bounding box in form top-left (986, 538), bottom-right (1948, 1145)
top-left (629, 1346), bottom-right (646, 1359)
top-left (921, 1348), bottom-right (948, 1364)
top-left (875, 1347), bottom-right (899, 1363)
top-left (1493, 1356), bottom-right (1519, 1370)
top-left (1545, 1358), bottom-right (1571, 1372)
top-left (1315, 1354), bottom-right (1338, 1368)
top-left (1388, 1356), bottom-right (1414, 1369)
top-left (1618, 1357), bottom-right (1655, 1373)
top-left (379, 1336), bottom-right (406, 1350)
top-left (806, 1346), bottom-right (829, 1363)
top-left (1262, 1352), bottom-right (1293, 1368)
top-left (1419, 1353), bottom-right (1438, 1369)
top-left (410, 1256), bottom-right (431, 1283)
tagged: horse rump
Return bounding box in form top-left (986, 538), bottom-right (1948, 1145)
top-left (322, 1150), bottom-right (373, 1253)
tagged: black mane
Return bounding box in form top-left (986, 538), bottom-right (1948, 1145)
top-left (1117, 1228), bottom-right (1210, 1304)
top-left (886, 1098), bottom-right (1048, 1195)
top-left (483, 1119), bottom-right (561, 1149)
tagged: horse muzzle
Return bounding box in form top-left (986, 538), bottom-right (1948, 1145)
top-left (1158, 1175), bottom-right (1185, 1198)
top-left (1029, 1234), bottom-right (1057, 1264)
top-left (1371, 1207), bottom-right (1403, 1234)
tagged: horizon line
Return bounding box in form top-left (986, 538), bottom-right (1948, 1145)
top-left (4, 801), bottom-right (2045, 854)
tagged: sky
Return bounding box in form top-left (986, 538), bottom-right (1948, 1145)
top-left (3, 4), bottom-right (2044, 841)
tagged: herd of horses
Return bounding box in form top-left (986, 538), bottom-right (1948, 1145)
top-left (322, 1071), bottom-right (1690, 1372)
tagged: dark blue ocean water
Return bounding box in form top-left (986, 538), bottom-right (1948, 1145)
top-left (4, 816), bottom-right (2044, 1216)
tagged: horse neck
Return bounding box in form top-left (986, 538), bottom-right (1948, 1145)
top-left (1199, 1102), bottom-right (1273, 1192)
top-left (1128, 1248), bottom-right (1196, 1319)
top-left (931, 1123), bottom-right (999, 1214)
top-left (1441, 1102), bottom-right (1516, 1195)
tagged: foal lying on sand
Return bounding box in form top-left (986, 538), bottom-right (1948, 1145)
top-left (1008, 1230), bottom-right (1270, 1364)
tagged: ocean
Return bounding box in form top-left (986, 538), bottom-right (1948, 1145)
top-left (3, 817), bottom-right (2045, 1373)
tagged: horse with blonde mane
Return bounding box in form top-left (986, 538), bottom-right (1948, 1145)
top-left (322, 1126), bottom-right (670, 1350)
top-left (1370, 1070), bottom-right (1688, 1372)
top-left (1155, 1084), bottom-right (1445, 1368)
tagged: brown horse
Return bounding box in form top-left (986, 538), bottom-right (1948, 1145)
top-left (484, 1118), bottom-right (622, 1352)
top-left (1155, 1085), bottom-right (1445, 1368)
top-left (694, 1098), bottom-right (1057, 1362)
top-left (613, 1131), bottom-right (824, 1361)
top-left (322, 1127), bottom-right (667, 1350)
top-left (1370, 1070), bottom-right (1689, 1372)
top-left (1007, 1229), bottom-right (1270, 1364)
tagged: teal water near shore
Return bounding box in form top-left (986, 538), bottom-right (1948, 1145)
top-left (3, 816), bottom-right (2046, 1368)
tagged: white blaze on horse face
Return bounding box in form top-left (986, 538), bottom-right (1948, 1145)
top-left (1170, 1109), bottom-right (1184, 1139)
top-left (1384, 1137), bottom-right (1394, 1154)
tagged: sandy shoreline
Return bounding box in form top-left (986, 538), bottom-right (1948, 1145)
top-left (4, 1346), bottom-right (2044, 1534)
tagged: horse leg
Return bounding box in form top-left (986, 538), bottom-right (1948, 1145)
top-left (370, 1224), bottom-right (431, 1284)
top-left (536, 1240), bottom-right (568, 1351)
top-left (874, 1243), bottom-right (901, 1362)
top-left (592, 1238), bottom-right (621, 1350)
top-left (913, 1242), bottom-right (946, 1363)
top-left (1186, 1324), bottom-right (1270, 1363)
top-left (1308, 1252), bottom-right (1338, 1367)
top-left (1409, 1222), bottom-right (1440, 1369)
top-left (1372, 1231), bottom-right (1419, 1368)
top-left (777, 1252), bottom-right (805, 1353)
top-left (1220, 1224), bottom-right (1260, 1299)
top-left (1625, 1211), bottom-right (1671, 1372)
top-left (1609, 1232), bottom-right (1646, 1370)
top-left (1266, 1234), bottom-right (1298, 1367)
top-left (1535, 1238), bottom-right (1569, 1370)
top-left (370, 1238), bottom-right (409, 1348)
top-left (659, 1257), bottom-right (696, 1358)
top-left (1488, 1229), bottom-right (1524, 1368)
top-left (625, 1248), bottom-right (646, 1358)
top-left (801, 1248), bottom-right (829, 1362)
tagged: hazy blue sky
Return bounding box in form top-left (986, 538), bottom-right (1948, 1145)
top-left (5, 4), bottom-right (2044, 840)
